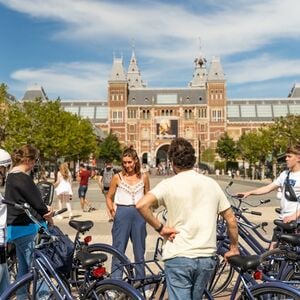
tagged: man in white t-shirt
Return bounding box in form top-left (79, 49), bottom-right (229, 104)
top-left (237, 144), bottom-right (300, 248)
top-left (137, 138), bottom-right (239, 300)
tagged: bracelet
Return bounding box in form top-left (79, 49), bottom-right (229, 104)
top-left (155, 223), bottom-right (164, 233)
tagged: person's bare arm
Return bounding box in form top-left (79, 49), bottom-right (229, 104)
top-left (137, 193), bottom-right (178, 241)
top-left (220, 207), bottom-right (239, 260)
top-left (106, 174), bottom-right (118, 218)
top-left (98, 175), bottom-right (103, 191)
top-left (143, 173), bottom-right (150, 194)
top-left (237, 182), bottom-right (278, 198)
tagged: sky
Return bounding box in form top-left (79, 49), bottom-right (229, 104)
top-left (1, 0), bottom-right (300, 101)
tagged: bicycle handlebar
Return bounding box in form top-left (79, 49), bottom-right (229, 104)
top-left (2, 199), bottom-right (66, 217)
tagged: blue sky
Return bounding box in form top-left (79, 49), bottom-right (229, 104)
top-left (1, 0), bottom-right (300, 100)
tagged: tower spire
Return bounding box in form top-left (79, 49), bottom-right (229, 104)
top-left (189, 37), bottom-right (207, 88)
top-left (127, 43), bottom-right (146, 88)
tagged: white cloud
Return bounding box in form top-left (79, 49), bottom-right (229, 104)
top-left (11, 62), bottom-right (111, 100)
top-left (226, 54), bottom-right (300, 84)
top-left (2, 0), bottom-right (300, 97)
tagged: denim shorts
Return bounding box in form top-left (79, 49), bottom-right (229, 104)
top-left (78, 185), bottom-right (88, 198)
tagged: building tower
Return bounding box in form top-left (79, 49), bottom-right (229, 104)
top-left (108, 55), bottom-right (128, 144)
top-left (127, 49), bottom-right (146, 89)
top-left (206, 56), bottom-right (227, 148)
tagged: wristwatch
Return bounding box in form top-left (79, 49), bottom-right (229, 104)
top-left (155, 223), bottom-right (164, 233)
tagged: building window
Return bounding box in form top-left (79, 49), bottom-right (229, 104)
top-left (128, 109), bottom-right (137, 119)
top-left (141, 110), bottom-right (150, 119)
top-left (198, 108), bottom-right (207, 118)
top-left (112, 111), bottom-right (123, 123)
top-left (212, 110), bottom-right (222, 122)
top-left (184, 109), bottom-right (193, 119)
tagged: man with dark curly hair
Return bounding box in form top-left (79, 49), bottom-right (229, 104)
top-left (137, 137), bottom-right (239, 300)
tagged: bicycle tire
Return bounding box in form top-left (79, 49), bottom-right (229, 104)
top-left (1, 272), bottom-right (34, 300)
top-left (247, 283), bottom-right (300, 299)
top-left (208, 255), bottom-right (234, 296)
top-left (87, 243), bottom-right (135, 280)
top-left (85, 279), bottom-right (144, 300)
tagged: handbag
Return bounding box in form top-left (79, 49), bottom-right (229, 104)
top-left (284, 172), bottom-right (299, 202)
top-left (37, 225), bottom-right (74, 274)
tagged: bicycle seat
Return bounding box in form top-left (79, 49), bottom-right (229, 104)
top-left (227, 255), bottom-right (260, 272)
top-left (273, 219), bottom-right (298, 231)
top-left (278, 234), bottom-right (300, 247)
top-left (69, 220), bottom-right (94, 232)
top-left (76, 251), bottom-right (108, 267)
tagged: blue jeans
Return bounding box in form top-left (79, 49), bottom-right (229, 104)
top-left (13, 234), bottom-right (35, 299)
top-left (164, 256), bottom-right (216, 300)
top-left (14, 234), bottom-right (50, 299)
top-left (111, 206), bottom-right (147, 280)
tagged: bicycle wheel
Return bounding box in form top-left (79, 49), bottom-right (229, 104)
top-left (246, 283), bottom-right (300, 299)
top-left (208, 255), bottom-right (234, 296)
top-left (1, 272), bottom-right (34, 300)
top-left (85, 279), bottom-right (144, 300)
top-left (87, 243), bottom-right (134, 280)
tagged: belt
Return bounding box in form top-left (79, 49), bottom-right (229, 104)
top-left (116, 204), bottom-right (136, 207)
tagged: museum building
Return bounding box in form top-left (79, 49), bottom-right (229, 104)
top-left (24, 51), bottom-right (300, 166)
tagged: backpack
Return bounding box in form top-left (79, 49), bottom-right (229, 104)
top-left (102, 168), bottom-right (114, 189)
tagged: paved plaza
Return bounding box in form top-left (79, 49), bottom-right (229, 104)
top-left (48, 174), bottom-right (278, 261)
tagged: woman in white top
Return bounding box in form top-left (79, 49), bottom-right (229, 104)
top-left (54, 163), bottom-right (73, 220)
top-left (106, 146), bottom-right (150, 280)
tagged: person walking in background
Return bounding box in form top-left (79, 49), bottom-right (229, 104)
top-left (54, 162), bottom-right (73, 220)
top-left (137, 138), bottom-right (239, 300)
top-left (77, 163), bottom-right (93, 212)
top-left (5, 145), bottom-right (53, 299)
top-left (236, 143), bottom-right (300, 249)
top-left (106, 146), bottom-right (150, 279)
top-left (98, 159), bottom-right (117, 222)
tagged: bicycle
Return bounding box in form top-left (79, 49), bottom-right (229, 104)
top-left (209, 181), bottom-right (300, 296)
top-left (2, 200), bottom-right (144, 300)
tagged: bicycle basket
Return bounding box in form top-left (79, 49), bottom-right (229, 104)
top-left (37, 225), bottom-right (74, 274)
top-left (36, 181), bottom-right (54, 206)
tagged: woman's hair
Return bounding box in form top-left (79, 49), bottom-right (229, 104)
top-left (11, 145), bottom-right (39, 167)
top-left (286, 144), bottom-right (300, 156)
top-left (168, 137), bottom-right (196, 169)
top-left (60, 162), bottom-right (70, 180)
top-left (121, 146), bottom-right (141, 177)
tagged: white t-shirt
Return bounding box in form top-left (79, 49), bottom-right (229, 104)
top-left (150, 170), bottom-right (231, 260)
top-left (274, 170), bottom-right (300, 218)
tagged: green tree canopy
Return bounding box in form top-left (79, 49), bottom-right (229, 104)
top-left (98, 133), bottom-right (122, 163)
top-left (3, 98), bottom-right (97, 166)
top-left (216, 132), bottom-right (237, 163)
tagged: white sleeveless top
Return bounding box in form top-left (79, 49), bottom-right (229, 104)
top-left (114, 174), bottom-right (144, 205)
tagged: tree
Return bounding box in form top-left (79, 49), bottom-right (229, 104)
top-left (216, 132), bottom-right (237, 170)
top-left (201, 147), bottom-right (215, 163)
top-left (3, 99), bottom-right (97, 170)
top-left (0, 83), bottom-right (10, 147)
top-left (98, 133), bottom-right (122, 163)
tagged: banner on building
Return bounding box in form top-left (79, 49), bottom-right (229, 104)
top-left (156, 119), bottom-right (178, 139)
